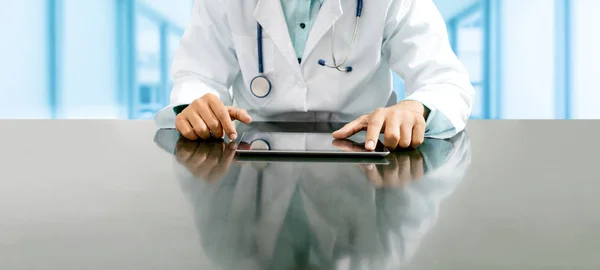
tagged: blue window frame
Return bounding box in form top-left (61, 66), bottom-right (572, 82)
top-left (554, 0), bottom-right (571, 119)
top-left (47, 0), bottom-right (62, 118)
top-left (116, 0), bottom-right (185, 119)
top-left (449, 0), bottom-right (571, 119)
top-left (448, 2), bottom-right (487, 119)
top-left (447, 0), bottom-right (502, 120)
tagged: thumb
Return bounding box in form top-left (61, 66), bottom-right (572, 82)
top-left (228, 107), bottom-right (252, 124)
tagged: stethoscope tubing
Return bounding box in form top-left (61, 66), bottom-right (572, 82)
top-left (257, 23), bottom-right (264, 74)
top-left (251, 0), bottom-right (363, 96)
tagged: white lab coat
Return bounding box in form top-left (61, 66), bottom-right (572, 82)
top-left (168, 132), bottom-right (471, 270)
top-left (155, 0), bottom-right (475, 138)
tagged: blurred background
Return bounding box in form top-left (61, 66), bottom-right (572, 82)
top-left (0, 0), bottom-right (597, 120)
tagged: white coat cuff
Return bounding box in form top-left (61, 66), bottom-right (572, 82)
top-left (154, 80), bottom-right (222, 129)
top-left (405, 90), bottom-right (461, 139)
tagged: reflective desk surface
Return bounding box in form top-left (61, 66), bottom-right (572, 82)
top-left (1, 120), bottom-right (600, 270)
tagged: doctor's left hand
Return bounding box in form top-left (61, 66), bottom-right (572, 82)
top-left (176, 94), bottom-right (253, 141)
top-left (333, 100), bottom-right (428, 151)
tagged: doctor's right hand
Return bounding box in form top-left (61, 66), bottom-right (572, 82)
top-left (176, 94), bottom-right (253, 141)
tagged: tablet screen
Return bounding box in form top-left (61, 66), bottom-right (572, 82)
top-left (236, 132), bottom-right (389, 155)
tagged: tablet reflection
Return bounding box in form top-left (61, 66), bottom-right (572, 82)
top-left (156, 131), bottom-right (471, 270)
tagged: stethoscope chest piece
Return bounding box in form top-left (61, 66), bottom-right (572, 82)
top-left (250, 139), bottom-right (270, 151)
top-left (250, 75), bottom-right (271, 98)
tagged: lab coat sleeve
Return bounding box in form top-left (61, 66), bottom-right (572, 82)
top-left (382, 0), bottom-right (475, 139)
top-left (154, 0), bottom-right (239, 128)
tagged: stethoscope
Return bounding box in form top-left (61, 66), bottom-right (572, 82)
top-left (250, 0), bottom-right (364, 98)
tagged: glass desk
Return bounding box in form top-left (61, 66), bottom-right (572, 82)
top-left (1, 120), bottom-right (599, 269)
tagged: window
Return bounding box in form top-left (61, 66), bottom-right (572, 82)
top-left (448, 3), bottom-right (486, 119)
top-left (135, 13), bottom-right (162, 119)
top-left (570, 0), bottom-right (600, 118)
top-left (117, 1), bottom-right (186, 119)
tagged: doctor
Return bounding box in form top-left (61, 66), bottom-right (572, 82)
top-left (155, 0), bottom-right (474, 150)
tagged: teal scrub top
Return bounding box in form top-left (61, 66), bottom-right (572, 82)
top-left (280, 0), bottom-right (324, 60)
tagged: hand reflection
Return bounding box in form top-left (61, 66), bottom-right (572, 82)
top-left (175, 138), bottom-right (237, 182)
top-left (362, 151), bottom-right (424, 188)
top-left (332, 138), bottom-right (424, 187)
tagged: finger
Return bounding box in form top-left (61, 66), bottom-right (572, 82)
top-left (228, 107), bottom-right (253, 124)
top-left (187, 112), bottom-right (211, 140)
top-left (398, 122), bottom-right (413, 149)
top-left (175, 117), bottom-right (199, 140)
top-left (332, 116), bottom-right (367, 139)
top-left (382, 160), bottom-right (400, 187)
top-left (175, 140), bottom-right (198, 163)
top-left (356, 164), bottom-right (372, 171)
top-left (208, 142), bottom-right (225, 160)
top-left (197, 104), bottom-right (224, 138)
top-left (397, 155), bottom-right (412, 186)
top-left (209, 100), bottom-right (237, 140)
top-left (410, 153), bottom-right (425, 181)
top-left (194, 148), bottom-right (221, 181)
top-left (411, 117), bottom-right (426, 148)
top-left (187, 143), bottom-right (211, 169)
top-left (364, 164), bottom-right (383, 187)
top-left (195, 142), bottom-right (214, 156)
top-left (383, 114), bottom-right (401, 151)
top-left (365, 110), bottom-right (386, 151)
top-left (207, 142), bottom-right (237, 181)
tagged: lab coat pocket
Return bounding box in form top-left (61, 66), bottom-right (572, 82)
top-left (231, 34), bottom-right (277, 109)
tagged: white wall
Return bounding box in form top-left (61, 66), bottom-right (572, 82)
top-left (60, 0), bottom-right (119, 118)
top-left (500, 0), bottom-right (556, 119)
top-left (571, 0), bottom-right (600, 119)
top-left (0, 0), bottom-right (49, 118)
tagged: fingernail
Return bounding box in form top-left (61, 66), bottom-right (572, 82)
top-left (366, 140), bottom-right (375, 150)
top-left (230, 133), bottom-right (237, 140)
top-left (229, 143), bottom-right (237, 150)
top-left (367, 164), bottom-right (375, 170)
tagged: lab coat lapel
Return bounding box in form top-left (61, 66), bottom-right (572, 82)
top-left (302, 0), bottom-right (343, 64)
top-left (254, 0), bottom-right (302, 77)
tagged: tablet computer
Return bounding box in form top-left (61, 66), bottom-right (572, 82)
top-left (236, 131), bottom-right (390, 157)
top-left (235, 155), bottom-right (390, 164)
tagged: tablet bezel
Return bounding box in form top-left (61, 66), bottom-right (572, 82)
top-left (235, 126), bottom-right (391, 157)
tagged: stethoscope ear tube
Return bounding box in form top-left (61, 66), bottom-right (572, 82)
top-left (318, 15), bottom-right (361, 73)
